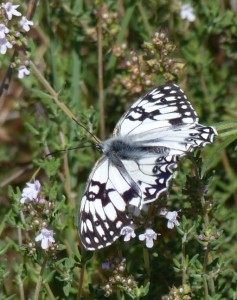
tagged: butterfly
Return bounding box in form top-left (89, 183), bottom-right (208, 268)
top-left (79, 83), bottom-right (217, 250)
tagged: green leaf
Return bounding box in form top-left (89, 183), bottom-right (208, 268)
top-left (35, 157), bottom-right (61, 178)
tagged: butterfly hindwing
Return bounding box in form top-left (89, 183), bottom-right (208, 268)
top-left (79, 156), bottom-right (138, 250)
top-left (122, 155), bottom-right (178, 206)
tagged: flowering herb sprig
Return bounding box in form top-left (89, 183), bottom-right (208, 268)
top-left (19, 180), bottom-right (58, 255)
top-left (0, 1), bottom-right (33, 79)
top-left (101, 258), bottom-right (137, 297)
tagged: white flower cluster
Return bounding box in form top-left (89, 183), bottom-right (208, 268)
top-left (20, 180), bottom-right (56, 250)
top-left (120, 209), bottom-right (180, 249)
top-left (0, 2), bottom-right (33, 78)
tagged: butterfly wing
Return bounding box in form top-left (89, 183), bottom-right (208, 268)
top-left (114, 83), bottom-right (211, 136)
top-left (79, 155), bottom-right (141, 250)
top-left (113, 82), bottom-right (216, 167)
top-left (121, 154), bottom-right (178, 206)
top-left (112, 83), bottom-right (216, 206)
top-left (79, 153), bottom-right (179, 250)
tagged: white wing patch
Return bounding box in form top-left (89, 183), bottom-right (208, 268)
top-left (79, 83), bottom-right (217, 250)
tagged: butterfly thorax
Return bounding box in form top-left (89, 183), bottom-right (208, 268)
top-left (100, 137), bottom-right (170, 161)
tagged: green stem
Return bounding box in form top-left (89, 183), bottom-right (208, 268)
top-left (202, 250), bottom-right (209, 300)
top-left (137, 2), bottom-right (152, 36)
top-left (17, 274), bottom-right (25, 300)
top-left (44, 283), bottom-right (56, 300)
top-left (181, 234), bottom-right (187, 285)
top-left (116, 290), bottom-right (122, 300)
top-left (194, 161), bottom-right (215, 298)
top-left (31, 61), bottom-right (100, 145)
top-left (143, 247), bottom-right (150, 277)
top-left (33, 257), bottom-right (48, 300)
top-left (77, 264), bottom-right (85, 300)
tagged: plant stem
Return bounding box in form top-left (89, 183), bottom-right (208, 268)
top-left (77, 263), bottom-right (85, 300)
top-left (181, 234), bottom-right (187, 285)
top-left (59, 131), bottom-right (76, 208)
top-left (194, 160), bottom-right (216, 298)
top-left (44, 283), bottom-right (56, 300)
top-left (137, 2), bottom-right (152, 36)
top-left (98, 0), bottom-right (105, 139)
top-left (33, 257), bottom-right (48, 300)
top-left (116, 290), bottom-right (122, 300)
top-left (143, 247), bottom-right (151, 277)
top-left (17, 274), bottom-right (25, 300)
top-left (31, 61), bottom-right (101, 145)
top-left (203, 250), bottom-right (209, 300)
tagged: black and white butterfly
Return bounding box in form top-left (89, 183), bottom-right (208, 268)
top-left (79, 83), bottom-right (217, 251)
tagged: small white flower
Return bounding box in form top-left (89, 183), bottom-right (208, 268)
top-left (18, 16), bottom-right (33, 32)
top-left (0, 24), bottom-right (9, 39)
top-left (0, 37), bottom-right (12, 54)
top-left (20, 180), bottom-right (41, 204)
top-left (35, 228), bottom-right (55, 250)
top-left (2, 2), bottom-right (22, 20)
top-left (165, 211), bottom-right (180, 229)
top-left (139, 228), bottom-right (158, 248)
top-left (120, 225), bottom-right (136, 242)
top-left (17, 65), bottom-right (30, 79)
top-left (180, 3), bottom-right (196, 22)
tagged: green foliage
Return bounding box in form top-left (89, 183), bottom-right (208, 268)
top-left (1, 1), bottom-right (237, 300)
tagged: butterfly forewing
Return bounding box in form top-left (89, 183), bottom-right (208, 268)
top-left (114, 84), bottom-right (198, 136)
top-left (79, 83), bottom-right (217, 250)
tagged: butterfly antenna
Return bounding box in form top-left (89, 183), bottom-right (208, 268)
top-left (45, 143), bottom-right (93, 158)
top-left (72, 117), bottom-right (101, 145)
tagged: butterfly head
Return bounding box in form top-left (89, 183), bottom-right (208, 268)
top-left (95, 143), bottom-right (104, 153)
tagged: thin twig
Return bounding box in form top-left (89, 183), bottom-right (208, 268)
top-left (59, 131), bottom-right (76, 208)
top-left (137, 2), bottom-right (153, 37)
top-left (98, 0), bottom-right (105, 139)
top-left (44, 283), bottom-right (56, 300)
top-left (33, 257), bottom-right (48, 300)
top-left (31, 61), bottom-right (100, 145)
top-left (77, 264), bottom-right (85, 300)
top-left (17, 274), bottom-right (25, 300)
top-left (0, 164), bottom-right (33, 188)
top-left (143, 247), bottom-right (151, 277)
top-left (181, 234), bottom-right (187, 285)
top-left (194, 163), bottom-right (216, 298)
